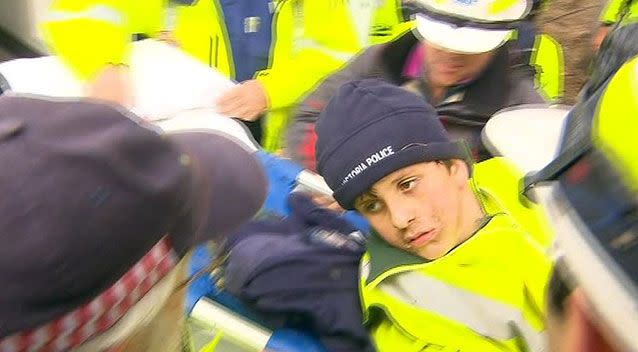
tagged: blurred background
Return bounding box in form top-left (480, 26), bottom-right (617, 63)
top-left (0, 0), bottom-right (49, 61)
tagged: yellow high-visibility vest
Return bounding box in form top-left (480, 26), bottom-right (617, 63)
top-left (530, 34), bottom-right (564, 102)
top-left (258, 0), bottom-right (410, 151)
top-left (42, 0), bottom-right (234, 81)
top-left (600, 0), bottom-right (638, 24)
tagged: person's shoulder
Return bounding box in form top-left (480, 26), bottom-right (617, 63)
top-left (479, 214), bottom-right (547, 253)
top-left (442, 215), bottom-right (546, 279)
top-left (506, 68), bottom-right (546, 105)
top-left (474, 157), bottom-right (523, 185)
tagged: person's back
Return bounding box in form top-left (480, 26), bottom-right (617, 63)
top-left (314, 79), bottom-right (552, 351)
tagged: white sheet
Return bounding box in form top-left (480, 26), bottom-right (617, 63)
top-left (157, 108), bottom-right (259, 153)
top-left (0, 39), bottom-right (236, 120)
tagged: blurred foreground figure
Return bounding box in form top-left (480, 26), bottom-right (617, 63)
top-left (0, 95), bottom-right (266, 352)
top-left (531, 25), bottom-right (638, 352)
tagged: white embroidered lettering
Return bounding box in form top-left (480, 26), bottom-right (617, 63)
top-left (341, 146), bottom-right (395, 185)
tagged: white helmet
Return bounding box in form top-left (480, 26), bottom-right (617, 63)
top-left (405, 0), bottom-right (532, 53)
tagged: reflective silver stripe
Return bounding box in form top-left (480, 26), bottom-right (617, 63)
top-left (164, 5), bottom-right (179, 31)
top-left (291, 0), bottom-right (356, 62)
top-left (378, 272), bottom-right (547, 351)
top-left (441, 91), bottom-right (465, 105)
top-left (291, 0), bottom-right (304, 55)
top-left (296, 39), bottom-right (355, 62)
top-left (46, 5), bottom-right (124, 26)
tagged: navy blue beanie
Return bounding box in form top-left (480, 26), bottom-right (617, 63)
top-left (315, 79), bottom-right (470, 210)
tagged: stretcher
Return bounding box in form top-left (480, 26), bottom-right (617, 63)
top-left (155, 105), bottom-right (367, 352)
top-left (158, 111), bottom-right (346, 352)
top-left (0, 39), bottom-right (366, 352)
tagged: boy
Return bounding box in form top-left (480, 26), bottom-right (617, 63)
top-left (315, 79), bottom-right (552, 351)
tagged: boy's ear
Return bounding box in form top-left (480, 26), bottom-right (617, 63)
top-left (450, 159), bottom-right (470, 188)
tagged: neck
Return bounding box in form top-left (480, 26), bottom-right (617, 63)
top-left (421, 71), bottom-right (449, 104)
top-left (429, 84), bottom-right (448, 104)
top-left (459, 188), bottom-right (487, 243)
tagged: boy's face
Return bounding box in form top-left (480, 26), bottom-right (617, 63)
top-left (354, 160), bottom-right (471, 260)
top-left (423, 42), bottom-right (495, 88)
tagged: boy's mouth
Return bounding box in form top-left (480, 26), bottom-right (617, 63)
top-left (407, 229), bottom-right (438, 247)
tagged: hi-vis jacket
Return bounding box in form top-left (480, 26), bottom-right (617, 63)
top-left (360, 157), bottom-right (554, 352)
top-left (258, 0), bottom-right (409, 151)
top-left (43, 0), bottom-right (235, 80)
top-left (600, 0), bottom-right (638, 24)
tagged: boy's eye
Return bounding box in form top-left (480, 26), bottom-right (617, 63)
top-left (363, 200), bottom-right (384, 214)
top-left (398, 178), bottom-right (417, 192)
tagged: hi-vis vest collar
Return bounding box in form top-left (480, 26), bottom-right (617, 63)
top-left (364, 215), bottom-right (494, 284)
top-left (362, 159), bottom-right (520, 284)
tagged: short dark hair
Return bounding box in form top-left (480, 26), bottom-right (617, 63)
top-left (437, 160), bottom-right (454, 170)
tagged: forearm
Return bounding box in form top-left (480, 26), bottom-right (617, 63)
top-left (84, 64), bottom-right (133, 107)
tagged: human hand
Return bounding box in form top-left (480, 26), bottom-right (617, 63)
top-left (85, 64), bottom-right (133, 108)
top-left (158, 30), bottom-right (180, 47)
top-left (216, 79), bottom-right (268, 121)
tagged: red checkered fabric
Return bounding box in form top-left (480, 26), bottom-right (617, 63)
top-left (0, 238), bottom-right (178, 352)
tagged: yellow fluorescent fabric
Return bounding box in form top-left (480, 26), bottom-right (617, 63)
top-left (259, 0), bottom-right (407, 151)
top-left (594, 55), bottom-right (638, 190)
top-left (43, 0), bottom-right (233, 81)
top-left (362, 215), bottom-right (552, 351)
